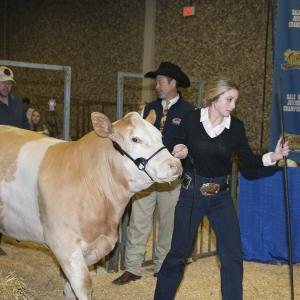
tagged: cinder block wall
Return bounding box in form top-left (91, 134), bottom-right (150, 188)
top-left (1, 0), bottom-right (146, 138)
top-left (1, 0), bottom-right (273, 150)
top-left (154, 0), bottom-right (273, 152)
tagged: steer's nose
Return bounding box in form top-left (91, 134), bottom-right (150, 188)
top-left (169, 160), bottom-right (182, 175)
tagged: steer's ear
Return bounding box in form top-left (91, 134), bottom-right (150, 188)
top-left (91, 112), bottom-right (113, 137)
top-left (145, 109), bottom-right (156, 125)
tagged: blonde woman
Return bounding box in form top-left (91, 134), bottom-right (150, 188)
top-left (154, 78), bottom-right (289, 300)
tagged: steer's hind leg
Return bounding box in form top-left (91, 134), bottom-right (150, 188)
top-left (55, 247), bottom-right (92, 300)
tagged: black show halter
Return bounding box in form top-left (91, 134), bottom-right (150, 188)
top-left (112, 140), bottom-right (166, 181)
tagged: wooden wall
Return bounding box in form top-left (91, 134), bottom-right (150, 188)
top-left (1, 0), bottom-right (273, 149)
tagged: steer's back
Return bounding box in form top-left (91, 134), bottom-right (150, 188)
top-left (0, 125), bottom-right (64, 243)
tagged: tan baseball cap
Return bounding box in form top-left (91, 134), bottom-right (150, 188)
top-left (0, 66), bottom-right (16, 83)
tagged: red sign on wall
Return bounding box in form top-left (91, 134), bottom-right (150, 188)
top-left (183, 6), bottom-right (195, 17)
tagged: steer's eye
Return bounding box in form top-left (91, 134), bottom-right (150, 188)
top-left (131, 137), bottom-right (141, 143)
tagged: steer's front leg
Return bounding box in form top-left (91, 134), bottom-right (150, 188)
top-left (84, 234), bottom-right (118, 266)
top-left (54, 245), bottom-right (92, 300)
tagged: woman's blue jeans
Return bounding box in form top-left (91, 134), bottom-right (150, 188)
top-left (154, 174), bottom-right (243, 300)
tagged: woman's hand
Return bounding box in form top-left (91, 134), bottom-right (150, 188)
top-left (270, 137), bottom-right (289, 163)
top-left (172, 144), bottom-right (188, 159)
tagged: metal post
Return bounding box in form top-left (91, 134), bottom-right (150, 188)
top-left (116, 71), bottom-right (124, 120)
top-left (63, 66), bottom-right (71, 140)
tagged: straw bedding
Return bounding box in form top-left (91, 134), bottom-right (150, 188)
top-left (0, 237), bottom-right (299, 300)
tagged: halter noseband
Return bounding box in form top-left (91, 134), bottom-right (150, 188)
top-left (112, 140), bottom-right (166, 181)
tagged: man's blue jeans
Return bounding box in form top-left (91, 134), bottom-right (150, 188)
top-left (154, 174), bottom-right (243, 300)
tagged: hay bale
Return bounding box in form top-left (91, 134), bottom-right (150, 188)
top-left (0, 271), bottom-right (34, 300)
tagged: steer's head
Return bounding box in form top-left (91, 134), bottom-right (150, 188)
top-left (91, 112), bottom-right (182, 189)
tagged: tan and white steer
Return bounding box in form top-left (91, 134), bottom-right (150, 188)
top-left (0, 112), bottom-right (182, 300)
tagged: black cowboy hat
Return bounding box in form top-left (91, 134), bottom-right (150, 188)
top-left (144, 62), bottom-right (190, 88)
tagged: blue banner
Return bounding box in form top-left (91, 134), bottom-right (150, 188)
top-left (239, 169), bottom-right (300, 263)
top-left (270, 0), bottom-right (300, 163)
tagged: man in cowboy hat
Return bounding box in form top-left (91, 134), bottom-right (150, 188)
top-left (0, 66), bottom-right (29, 129)
top-left (113, 61), bottom-right (194, 285)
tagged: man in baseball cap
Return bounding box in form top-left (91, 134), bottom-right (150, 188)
top-left (0, 66), bottom-right (29, 129)
top-left (0, 66), bottom-right (16, 83)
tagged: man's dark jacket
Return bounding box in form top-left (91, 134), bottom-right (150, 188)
top-left (143, 96), bottom-right (194, 151)
top-left (0, 94), bottom-right (30, 129)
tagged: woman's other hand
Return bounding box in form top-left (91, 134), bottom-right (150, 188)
top-left (271, 137), bottom-right (289, 162)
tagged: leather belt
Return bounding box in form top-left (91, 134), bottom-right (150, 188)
top-left (181, 174), bottom-right (229, 196)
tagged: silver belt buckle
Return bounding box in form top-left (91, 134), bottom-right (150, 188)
top-left (200, 183), bottom-right (220, 196)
